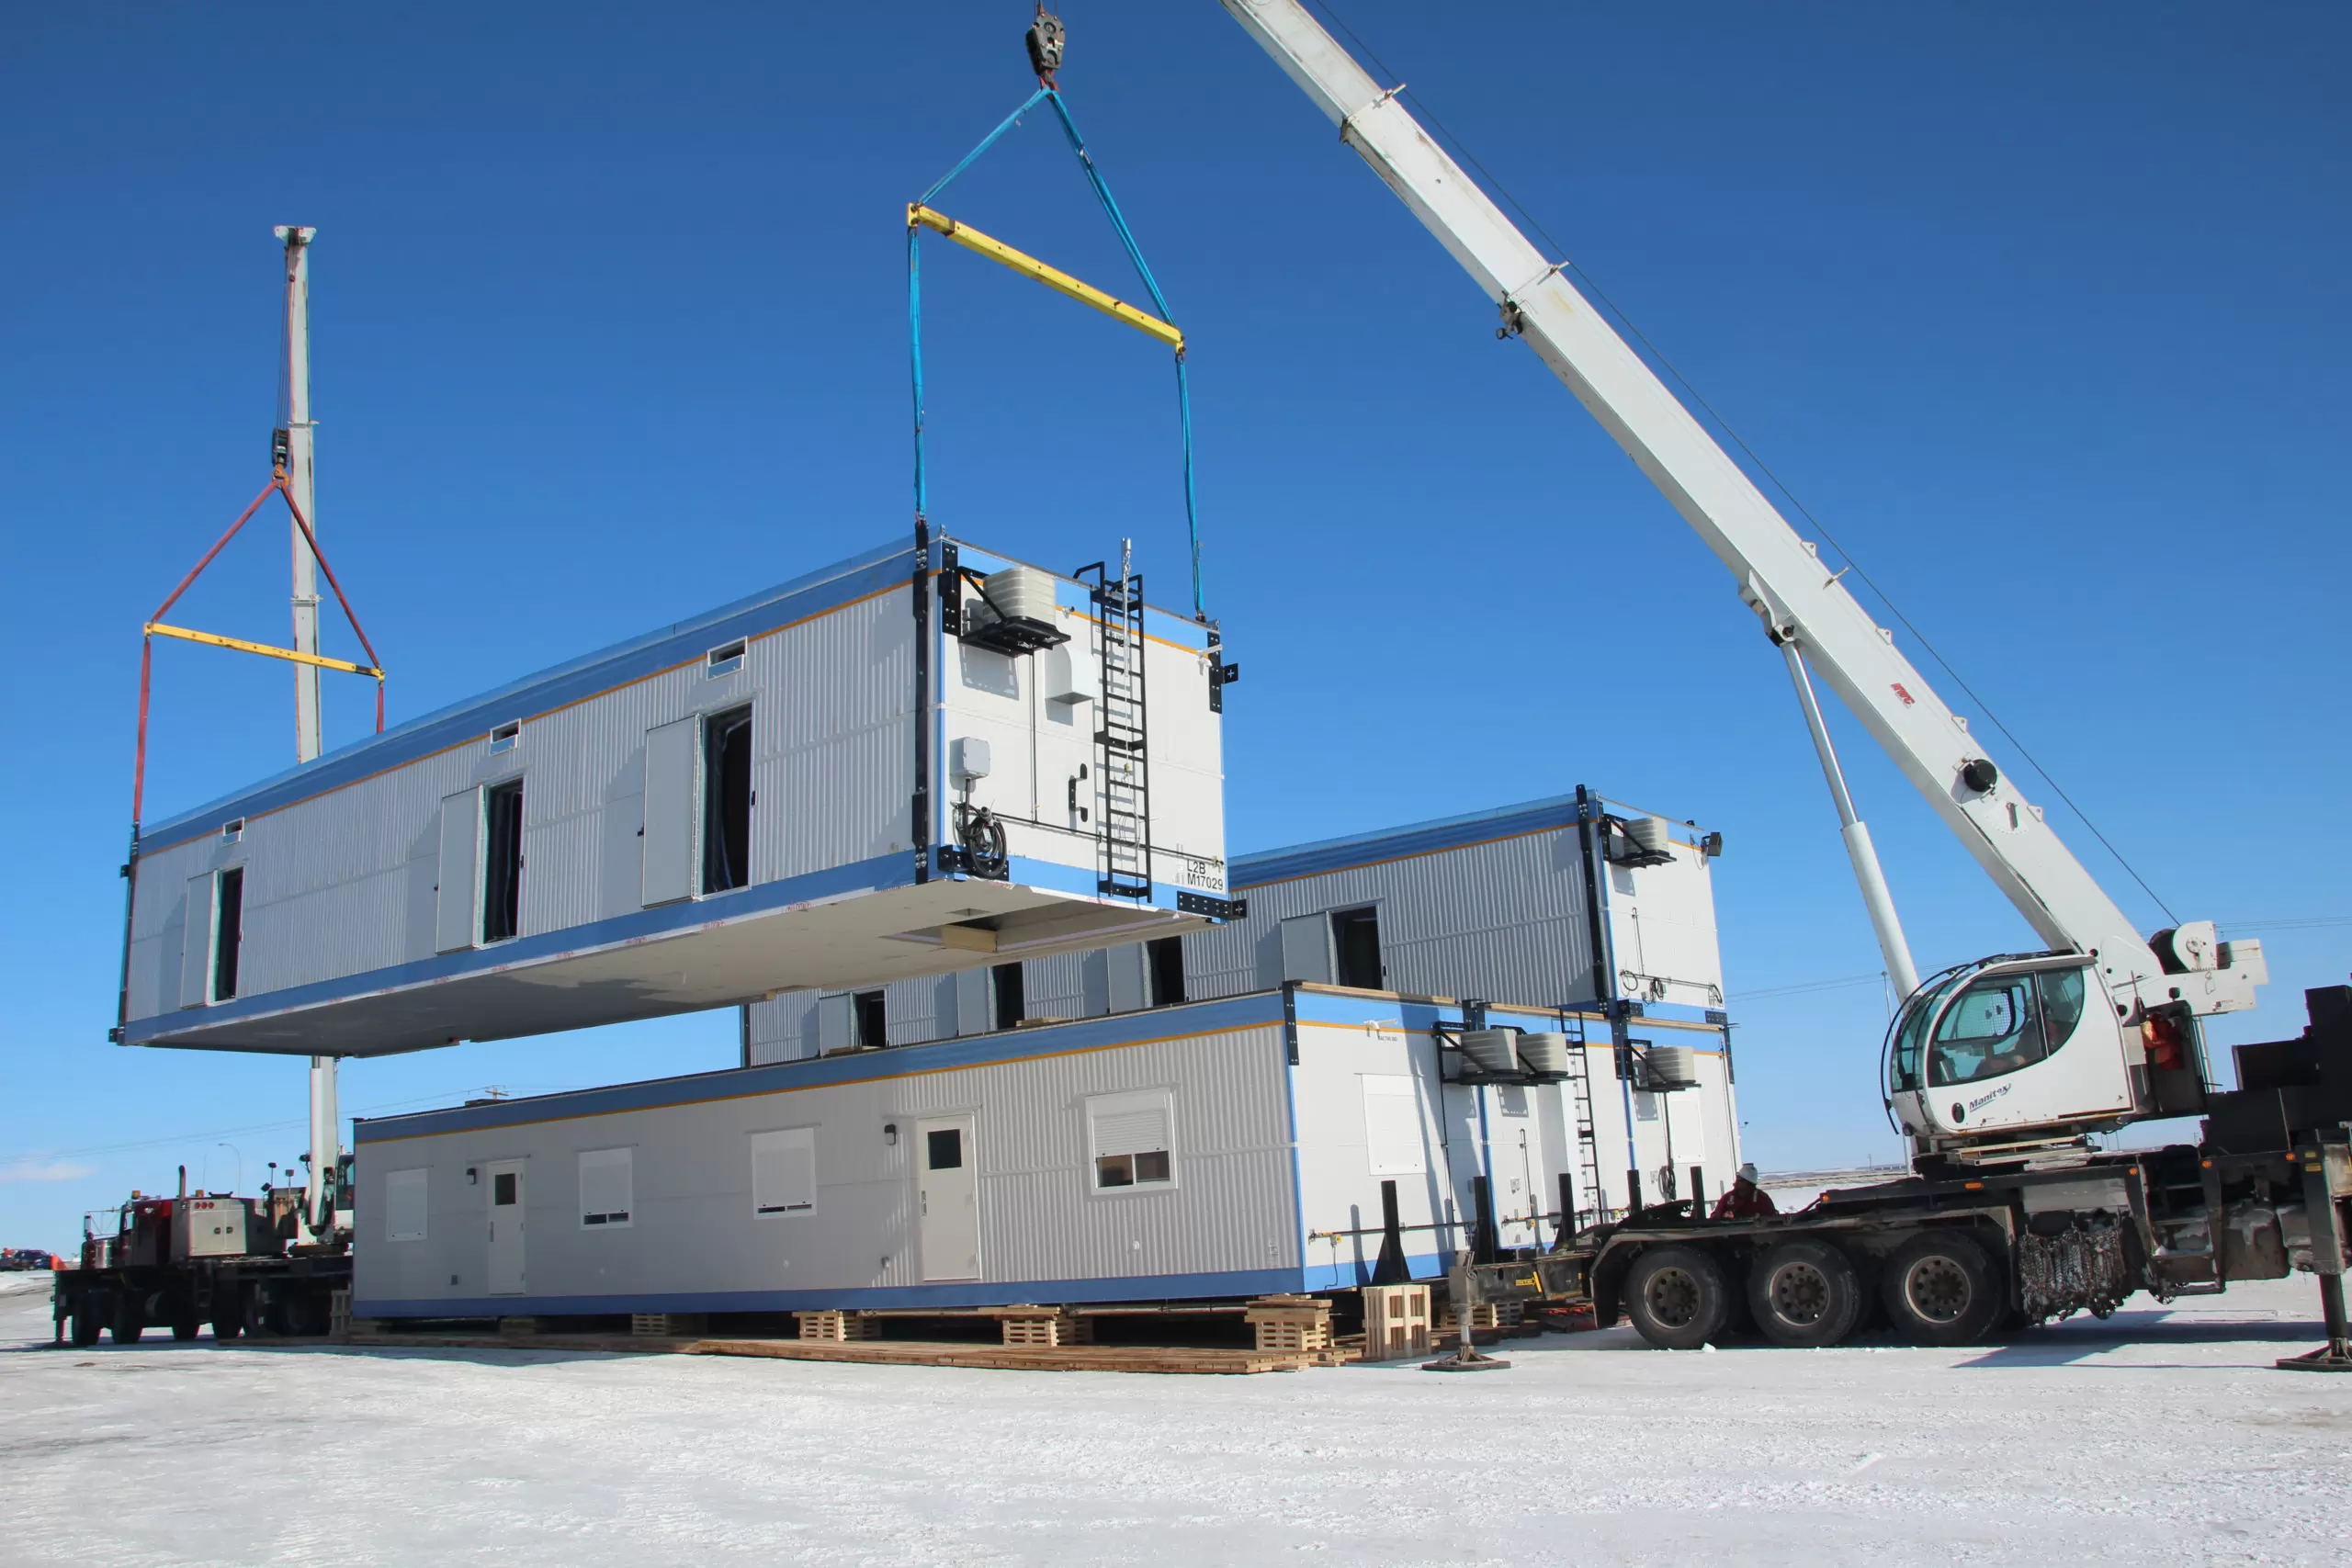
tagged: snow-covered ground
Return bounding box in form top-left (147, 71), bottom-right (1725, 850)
top-left (3, 1270), bottom-right (2346, 1567)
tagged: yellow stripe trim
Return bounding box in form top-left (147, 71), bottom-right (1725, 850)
top-left (910, 204), bottom-right (1184, 352)
top-left (148, 622), bottom-right (379, 678)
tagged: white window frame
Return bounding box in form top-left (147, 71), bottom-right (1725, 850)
top-left (577, 1146), bottom-right (634, 1230)
top-left (1086, 1089), bottom-right (1177, 1195)
top-left (750, 1126), bottom-right (818, 1217)
top-left (384, 1168), bottom-right (428, 1243)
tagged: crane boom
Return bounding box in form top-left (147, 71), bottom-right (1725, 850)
top-left (1219, 0), bottom-right (2264, 1030)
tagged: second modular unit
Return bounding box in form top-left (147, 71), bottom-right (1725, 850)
top-left (118, 535), bottom-right (1230, 1057)
top-left (351, 983), bottom-right (1726, 1319)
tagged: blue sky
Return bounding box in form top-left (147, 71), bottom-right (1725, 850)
top-left (5, 3), bottom-right (2346, 1247)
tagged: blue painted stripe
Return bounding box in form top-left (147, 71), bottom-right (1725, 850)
top-left (124, 849), bottom-right (912, 1043)
top-left (356, 1264), bottom-right (1304, 1318)
top-left (127, 847), bottom-right (1216, 1043)
top-left (1232, 794), bottom-right (1583, 889)
top-left (355, 988), bottom-right (1290, 1141)
top-left (1300, 1250), bottom-right (1448, 1293)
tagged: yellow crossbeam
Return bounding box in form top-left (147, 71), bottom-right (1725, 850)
top-left (147, 621), bottom-right (381, 678)
top-left (910, 204), bottom-right (1184, 352)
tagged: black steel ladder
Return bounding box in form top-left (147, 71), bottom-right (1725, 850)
top-left (1559, 1009), bottom-right (1610, 1224)
top-left (1081, 553), bottom-right (1152, 900)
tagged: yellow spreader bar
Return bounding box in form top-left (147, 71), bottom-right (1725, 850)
top-left (147, 621), bottom-right (381, 678)
top-left (910, 204), bottom-right (1184, 352)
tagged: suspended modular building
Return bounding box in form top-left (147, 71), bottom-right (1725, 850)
top-left (117, 536), bottom-right (1235, 1058)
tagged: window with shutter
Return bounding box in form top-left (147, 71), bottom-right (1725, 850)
top-left (384, 1168), bottom-right (427, 1242)
top-left (1087, 1091), bottom-right (1176, 1191)
top-left (750, 1127), bottom-right (817, 1215)
top-left (578, 1147), bottom-right (633, 1228)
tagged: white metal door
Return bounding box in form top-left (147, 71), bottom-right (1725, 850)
top-left (435, 787), bottom-right (483, 953)
top-left (485, 1159), bottom-right (526, 1295)
top-left (640, 717), bottom-right (701, 907)
top-left (916, 1116), bottom-right (980, 1282)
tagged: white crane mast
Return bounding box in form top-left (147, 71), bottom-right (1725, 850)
top-left (275, 223), bottom-right (340, 1236)
top-left (1218, 0), bottom-right (2262, 1027)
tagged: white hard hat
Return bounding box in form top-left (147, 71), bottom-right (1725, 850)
top-left (1737, 1162), bottom-right (1759, 1183)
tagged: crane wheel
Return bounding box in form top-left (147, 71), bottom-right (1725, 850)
top-left (1747, 1239), bottom-right (1866, 1348)
top-left (68, 1303), bottom-right (103, 1348)
top-left (169, 1318), bottom-right (201, 1343)
top-left (211, 1314), bottom-right (242, 1342)
top-left (1883, 1229), bottom-right (2003, 1346)
top-left (108, 1297), bottom-right (143, 1347)
top-left (1624, 1243), bottom-right (1734, 1350)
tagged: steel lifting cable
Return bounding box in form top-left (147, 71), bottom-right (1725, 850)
top-left (909, 85), bottom-right (1206, 619)
top-left (131, 465), bottom-right (389, 829)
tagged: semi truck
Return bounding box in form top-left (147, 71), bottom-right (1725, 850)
top-left (1218, 1), bottom-right (2351, 1365)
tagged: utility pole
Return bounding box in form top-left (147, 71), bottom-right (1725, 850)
top-left (275, 223), bottom-right (340, 1238)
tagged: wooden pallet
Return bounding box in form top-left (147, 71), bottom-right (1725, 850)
top-left (1361, 1283), bottom-right (1433, 1361)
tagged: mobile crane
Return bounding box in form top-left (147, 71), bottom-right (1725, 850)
top-left (1219, 0), bottom-right (2350, 1364)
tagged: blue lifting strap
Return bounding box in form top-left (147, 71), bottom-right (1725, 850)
top-left (909, 87), bottom-right (1206, 620)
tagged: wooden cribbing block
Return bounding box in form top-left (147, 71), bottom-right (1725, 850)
top-left (1243, 1294), bottom-right (1332, 1355)
top-left (796, 1310), bottom-right (881, 1342)
top-left (980, 1303), bottom-right (1073, 1348)
top-left (1360, 1282), bottom-right (1432, 1360)
top-left (631, 1313), bottom-right (707, 1337)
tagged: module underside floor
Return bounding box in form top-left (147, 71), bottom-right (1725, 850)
top-left (132, 878), bottom-right (1198, 1056)
top-left (4, 1274), bottom-right (2346, 1566)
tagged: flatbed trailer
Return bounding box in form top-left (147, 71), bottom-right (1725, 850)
top-left (1475, 988), bottom-right (2352, 1361)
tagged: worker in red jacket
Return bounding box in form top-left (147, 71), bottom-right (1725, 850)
top-left (1712, 1163), bottom-right (1779, 1220)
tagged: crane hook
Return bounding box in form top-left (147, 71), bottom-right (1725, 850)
top-left (1026, 5), bottom-right (1066, 89)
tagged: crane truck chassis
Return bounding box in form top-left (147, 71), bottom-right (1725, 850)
top-left (1468, 985), bottom-right (2352, 1364)
top-left (51, 1177), bottom-right (351, 1348)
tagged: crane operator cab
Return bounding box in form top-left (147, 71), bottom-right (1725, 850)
top-left (1885, 954), bottom-right (2165, 1151)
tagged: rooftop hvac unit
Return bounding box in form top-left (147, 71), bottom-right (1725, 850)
top-left (1643, 1044), bottom-right (1701, 1091)
top-left (963, 564), bottom-right (1069, 655)
top-left (1623, 817), bottom-right (1676, 866)
top-left (1459, 1029), bottom-right (1520, 1075)
top-left (1517, 1032), bottom-right (1570, 1077)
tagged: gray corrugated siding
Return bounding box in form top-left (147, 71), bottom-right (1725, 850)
top-left (1187, 826), bottom-right (1599, 1009)
top-left (355, 1014), bottom-right (1295, 1311)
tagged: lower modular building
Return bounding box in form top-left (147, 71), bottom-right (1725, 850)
top-left (118, 534), bottom-right (1230, 1057)
top-left (353, 980), bottom-right (1734, 1320)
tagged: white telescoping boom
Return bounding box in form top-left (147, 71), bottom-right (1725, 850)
top-left (1218, 0), bottom-right (2268, 1149)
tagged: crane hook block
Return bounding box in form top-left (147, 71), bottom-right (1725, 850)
top-left (1026, 7), bottom-right (1066, 86)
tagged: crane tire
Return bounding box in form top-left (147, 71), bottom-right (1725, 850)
top-left (211, 1313), bottom-right (243, 1342)
top-left (170, 1317), bottom-right (201, 1342)
top-left (1748, 1239), bottom-right (1866, 1348)
top-left (1623, 1243), bottom-right (1734, 1350)
top-left (69, 1302), bottom-right (103, 1348)
top-left (109, 1295), bottom-right (143, 1346)
top-left (1883, 1229), bottom-right (2004, 1346)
